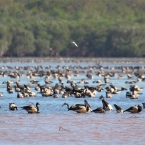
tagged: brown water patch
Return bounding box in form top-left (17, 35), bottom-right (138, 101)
top-left (0, 114), bottom-right (145, 145)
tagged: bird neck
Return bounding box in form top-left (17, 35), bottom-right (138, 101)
top-left (86, 105), bottom-right (89, 112)
top-left (138, 106), bottom-right (142, 112)
top-left (36, 104), bottom-right (39, 112)
top-left (102, 100), bottom-right (108, 110)
top-left (66, 103), bottom-right (69, 111)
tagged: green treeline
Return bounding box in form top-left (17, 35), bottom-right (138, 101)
top-left (0, 0), bottom-right (145, 57)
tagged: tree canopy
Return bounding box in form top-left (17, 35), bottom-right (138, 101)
top-left (0, 0), bottom-right (145, 57)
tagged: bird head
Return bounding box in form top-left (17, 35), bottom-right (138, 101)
top-left (62, 102), bottom-right (68, 106)
top-left (99, 95), bottom-right (104, 100)
top-left (36, 102), bottom-right (40, 105)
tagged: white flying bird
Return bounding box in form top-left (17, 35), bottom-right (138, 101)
top-left (71, 41), bottom-right (78, 47)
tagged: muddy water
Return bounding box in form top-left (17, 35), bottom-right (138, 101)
top-left (0, 113), bottom-right (145, 145)
top-left (0, 59), bottom-right (145, 144)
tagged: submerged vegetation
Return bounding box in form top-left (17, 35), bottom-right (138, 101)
top-left (0, 0), bottom-right (145, 57)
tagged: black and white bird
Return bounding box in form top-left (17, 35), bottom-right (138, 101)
top-left (99, 95), bottom-right (113, 111)
top-left (9, 103), bottom-right (17, 111)
top-left (114, 104), bottom-right (124, 113)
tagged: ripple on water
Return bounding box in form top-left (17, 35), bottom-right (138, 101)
top-left (0, 113), bottom-right (145, 145)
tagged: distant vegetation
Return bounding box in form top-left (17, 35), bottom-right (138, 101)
top-left (0, 0), bottom-right (145, 57)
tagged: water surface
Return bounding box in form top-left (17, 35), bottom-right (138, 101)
top-left (0, 58), bottom-right (145, 145)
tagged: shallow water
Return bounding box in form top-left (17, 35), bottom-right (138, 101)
top-left (0, 113), bottom-right (145, 145)
top-left (0, 58), bottom-right (145, 145)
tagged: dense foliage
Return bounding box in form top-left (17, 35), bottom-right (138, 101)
top-left (0, 0), bottom-right (145, 57)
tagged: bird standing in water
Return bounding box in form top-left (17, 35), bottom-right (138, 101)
top-left (114, 104), bottom-right (124, 113)
top-left (62, 100), bottom-right (92, 113)
top-left (21, 102), bottom-right (40, 113)
top-left (124, 105), bottom-right (142, 113)
top-left (9, 103), bottom-right (17, 111)
top-left (99, 95), bottom-right (113, 111)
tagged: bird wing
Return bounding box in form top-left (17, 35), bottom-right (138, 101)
top-left (72, 42), bottom-right (78, 47)
top-left (92, 107), bottom-right (103, 112)
top-left (108, 104), bottom-right (113, 110)
top-left (124, 106), bottom-right (136, 112)
top-left (71, 104), bottom-right (84, 109)
top-left (74, 105), bottom-right (87, 113)
top-left (21, 105), bottom-right (33, 110)
top-left (21, 105), bottom-right (38, 113)
top-left (76, 105), bottom-right (86, 110)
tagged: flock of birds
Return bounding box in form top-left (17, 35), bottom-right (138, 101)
top-left (0, 62), bottom-right (145, 114)
top-left (62, 98), bottom-right (143, 114)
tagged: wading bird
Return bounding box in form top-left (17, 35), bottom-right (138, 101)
top-left (124, 105), bottom-right (142, 113)
top-left (21, 102), bottom-right (40, 113)
top-left (62, 100), bottom-right (92, 113)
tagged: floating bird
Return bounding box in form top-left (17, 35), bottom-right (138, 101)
top-left (62, 100), bottom-right (92, 113)
top-left (9, 103), bottom-right (17, 111)
top-left (44, 79), bottom-right (53, 84)
top-left (30, 80), bottom-right (39, 84)
top-left (127, 73), bottom-right (133, 79)
top-left (124, 105), bottom-right (142, 113)
top-left (86, 73), bottom-right (93, 79)
top-left (114, 104), bottom-right (123, 113)
top-left (53, 92), bottom-right (59, 98)
top-left (118, 75), bottom-right (123, 79)
top-left (71, 41), bottom-right (78, 47)
top-left (126, 91), bottom-right (139, 99)
top-left (92, 107), bottom-right (105, 113)
top-left (121, 86), bottom-right (127, 91)
top-left (104, 77), bottom-right (109, 83)
top-left (99, 95), bottom-right (113, 111)
top-left (21, 102), bottom-right (40, 113)
top-left (112, 89), bottom-right (121, 94)
top-left (62, 92), bottom-right (70, 98)
top-left (17, 92), bottom-right (24, 98)
top-left (106, 92), bottom-right (112, 98)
